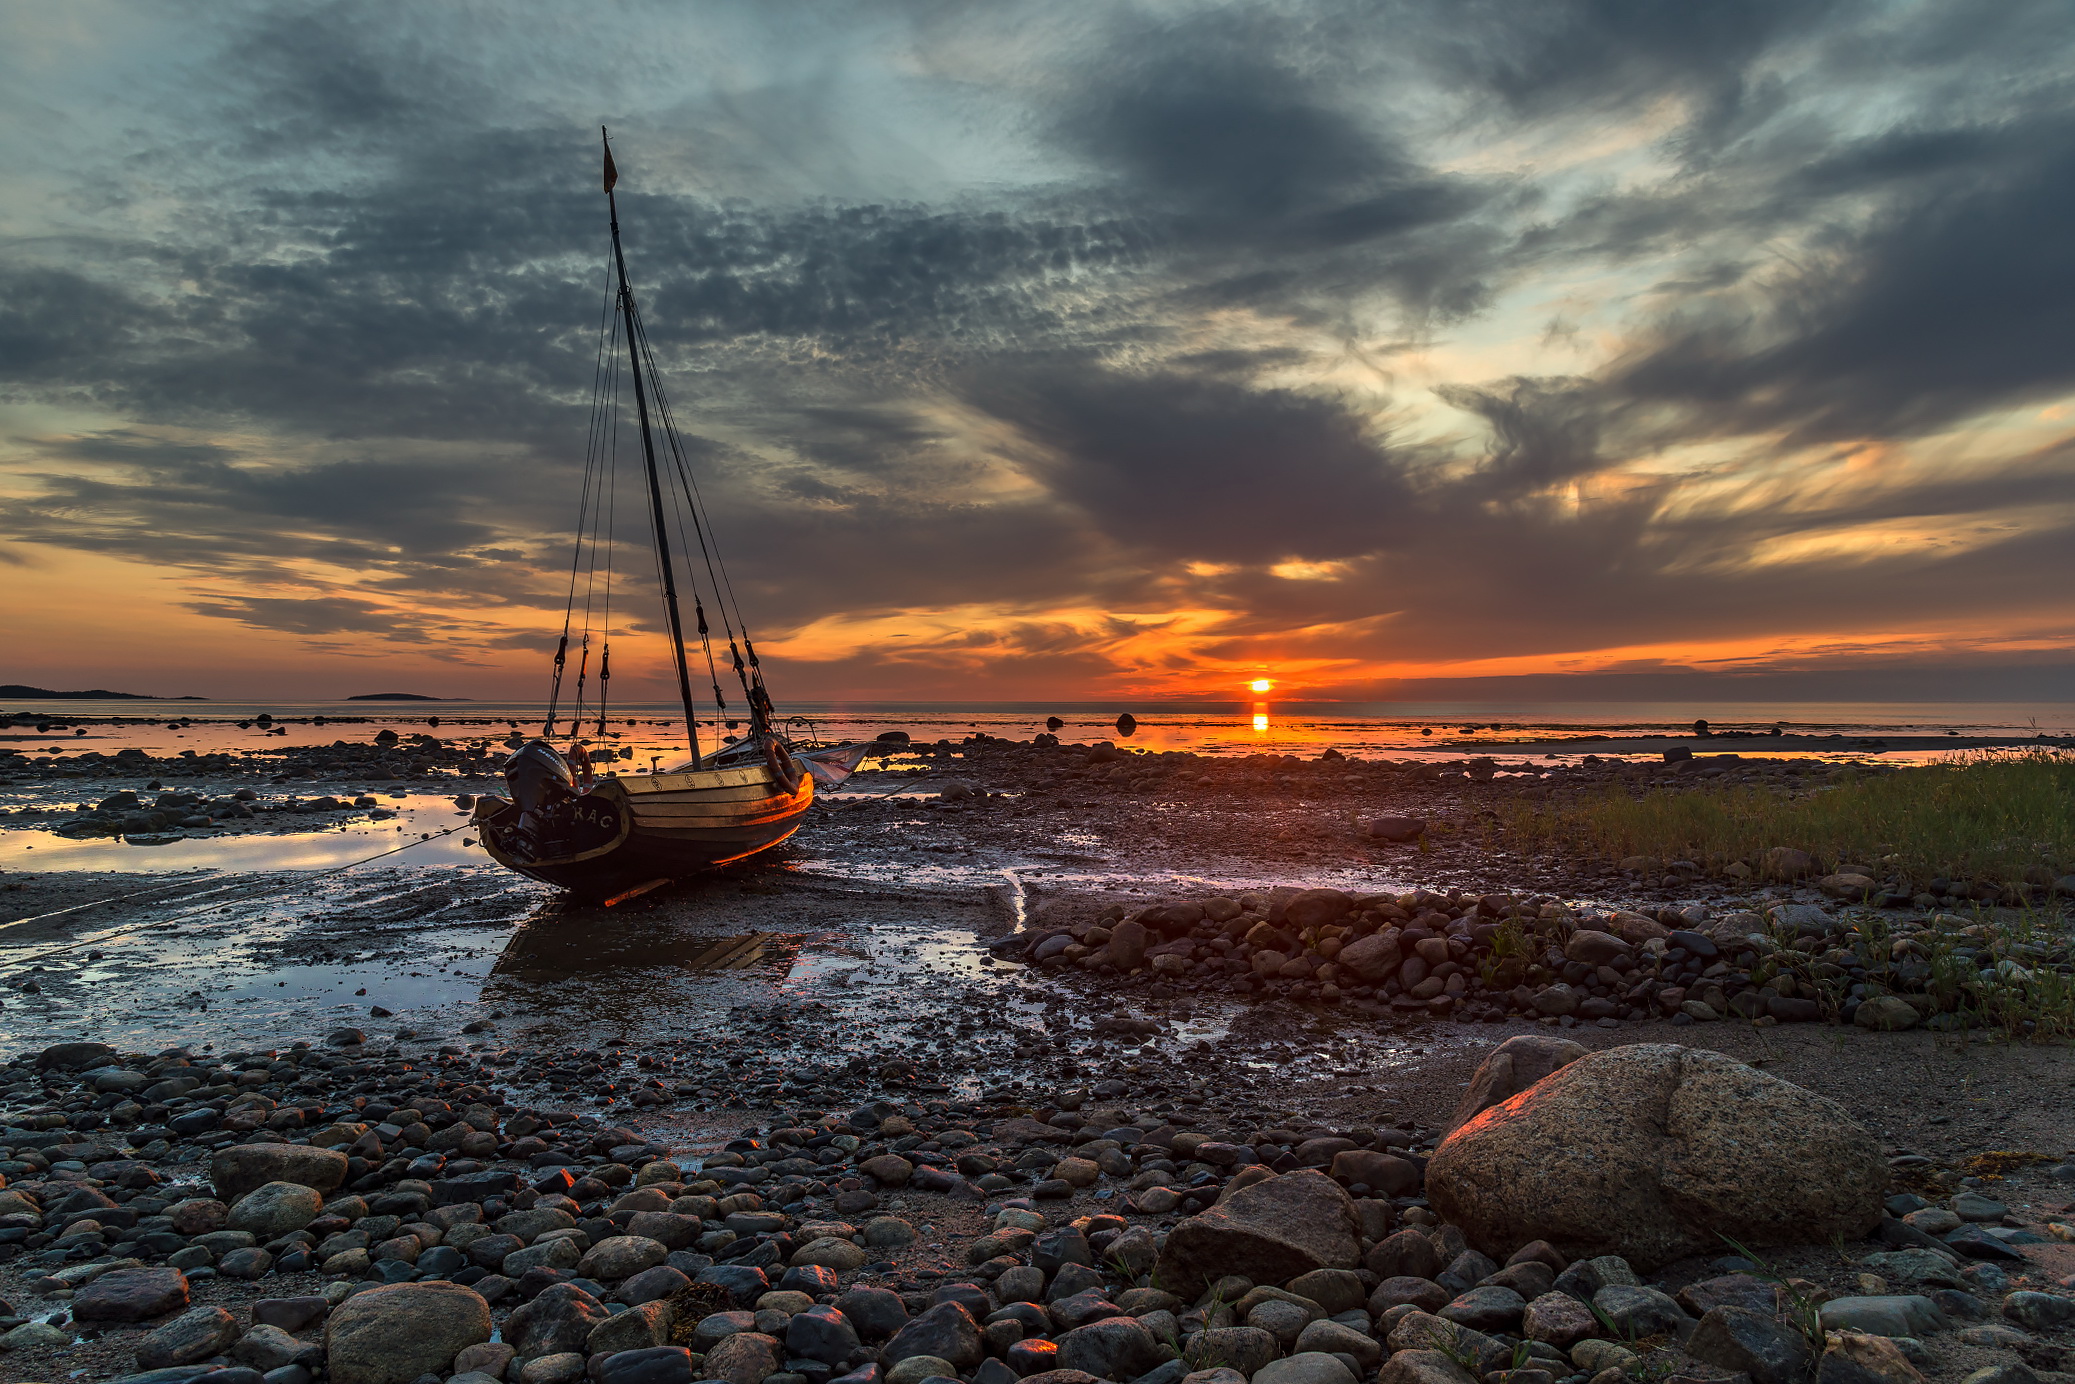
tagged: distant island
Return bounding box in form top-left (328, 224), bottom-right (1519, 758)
top-left (346, 692), bottom-right (466, 701)
top-left (0, 684), bottom-right (205, 700)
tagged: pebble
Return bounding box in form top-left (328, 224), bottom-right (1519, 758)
top-left (0, 891), bottom-right (2055, 1384)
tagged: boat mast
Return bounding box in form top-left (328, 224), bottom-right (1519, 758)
top-left (604, 129), bottom-right (702, 762)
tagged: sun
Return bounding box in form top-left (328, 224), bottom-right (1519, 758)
top-left (1249, 678), bottom-right (1273, 693)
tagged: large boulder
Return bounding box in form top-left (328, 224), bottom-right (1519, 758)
top-left (212, 1144), bottom-right (350, 1201)
top-left (1155, 1170), bottom-right (1360, 1299)
top-left (324, 1281), bottom-right (492, 1384)
top-left (1427, 1044), bottom-right (1885, 1270)
top-left (1447, 1036), bottom-right (1587, 1131)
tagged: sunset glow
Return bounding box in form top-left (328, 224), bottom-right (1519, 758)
top-left (1250, 679), bottom-right (1274, 694)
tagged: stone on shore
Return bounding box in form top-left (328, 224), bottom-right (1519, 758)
top-left (135, 1305), bottom-right (240, 1368)
top-left (1854, 997), bottom-right (1920, 1031)
top-left (1378, 1350), bottom-right (1480, 1384)
top-left (1688, 1305), bottom-right (1815, 1384)
top-left (227, 1180), bottom-right (324, 1238)
top-left (587, 1299), bottom-right (673, 1355)
top-left (1819, 1296), bottom-right (1952, 1338)
top-left (1447, 1035), bottom-right (1587, 1131)
top-left (324, 1281), bottom-right (492, 1384)
top-left (1155, 1170), bottom-right (1360, 1298)
top-left (704, 1331), bottom-right (784, 1384)
top-left (1427, 1044), bottom-right (1886, 1270)
top-left (507, 1283), bottom-right (612, 1358)
top-left (74, 1266), bottom-right (190, 1322)
top-left (211, 1143), bottom-right (350, 1201)
top-left (1336, 932), bottom-right (1402, 982)
top-left (577, 1234), bottom-right (668, 1280)
top-left (885, 1300), bottom-right (984, 1368)
top-left (1256, 1353), bottom-right (1359, 1384)
top-left (1056, 1316), bottom-right (1165, 1379)
top-left (1185, 1327), bottom-right (1280, 1375)
top-left (1522, 1291), bottom-right (1599, 1348)
top-left (1367, 816), bottom-right (1427, 842)
top-left (38, 1040), bottom-right (116, 1069)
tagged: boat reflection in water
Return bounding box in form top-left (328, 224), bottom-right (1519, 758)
top-left (488, 913), bottom-right (807, 988)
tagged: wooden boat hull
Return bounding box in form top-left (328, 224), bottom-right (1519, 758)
top-left (478, 763), bottom-right (812, 897)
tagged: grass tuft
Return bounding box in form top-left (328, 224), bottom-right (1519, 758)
top-left (1494, 749), bottom-right (2074, 889)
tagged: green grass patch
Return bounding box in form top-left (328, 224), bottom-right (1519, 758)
top-left (1494, 749), bottom-right (2074, 888)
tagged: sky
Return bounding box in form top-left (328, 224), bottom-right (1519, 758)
top-left (2, 0), bottom-right (2073, 704)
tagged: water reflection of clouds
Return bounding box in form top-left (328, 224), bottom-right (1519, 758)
top-left (0, 795), bottom-right (484, 872)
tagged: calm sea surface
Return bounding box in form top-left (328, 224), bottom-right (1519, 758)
top-left (5, 697), bottom-right (2070, 764)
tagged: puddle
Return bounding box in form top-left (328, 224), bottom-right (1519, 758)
top-left (0, 794), bottom-right (484, 871)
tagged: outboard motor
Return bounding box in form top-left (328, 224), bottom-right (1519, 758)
top-left (505, 740), bottom-right (576, 814)
top-left (499, 740), bottom-right (580, 860)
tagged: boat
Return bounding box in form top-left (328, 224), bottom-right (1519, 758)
top-left (473, 131), bottom-right (868, 900)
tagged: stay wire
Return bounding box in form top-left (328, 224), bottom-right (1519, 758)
top-left (625, 307), bottom-right (762, 715)
top-left (597, 348), bottom-right (619, 739)
top-left (571, 310), bottom-right (617, 737)
top-left (634, 314), bottom-right (751, 644)
top-left (547, 260), bottom-right (621, 735)
top-left (573, 302), bottom-right (627, 738)
top-left (619, 295), bottom-right (728, 744)
top-left (641, 330), bottom-right (768, 728)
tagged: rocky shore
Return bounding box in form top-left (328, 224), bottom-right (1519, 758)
top-left (3, 726), bottom-right (2072, 1384)
top-left (992, 880), bottom-right (2071, 1037)
top-left (0, 1033), bottom-right (2070, 1384)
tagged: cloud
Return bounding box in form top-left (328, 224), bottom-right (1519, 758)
top-left (1612, 114), bottom-right (2075, 443)
top-left (968, 365), bottom-right (1422, 565)
top-left (1, 0), bottom-right (2073, 696)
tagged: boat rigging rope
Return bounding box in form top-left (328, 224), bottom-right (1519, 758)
top-left (548, 257), bottom-right (624, 738)
top-left (551, 204), bottom-right (782, 753)
top-left (0, 823), bottom-right (475, 973)
top-left (625, 307), bottom-right (767, 720)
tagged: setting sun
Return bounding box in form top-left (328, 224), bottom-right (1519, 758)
top-left (1250, 678), bottom-right (1273, 693)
